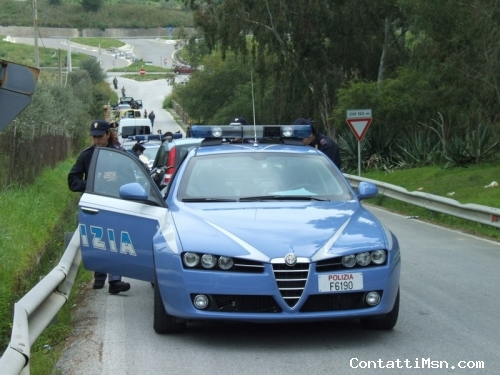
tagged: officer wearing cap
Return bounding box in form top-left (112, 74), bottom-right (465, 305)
top-left (67, 120), bottom-right (131, 294)
top-left (293, 117), bottom-right (342, 169)
top-left (68, 120), bottom-right (113, 192)
top-left (229, 116), bottom-right (249, 143)
top-left (108, 121), bottom-right (124, 150)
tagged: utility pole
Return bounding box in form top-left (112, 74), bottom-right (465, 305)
top-left (33, 0), bottom-right (39, 68)
top-left (67, 39), bottom-right (72, 72)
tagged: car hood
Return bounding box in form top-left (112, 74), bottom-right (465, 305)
top-left (171, 201), bottom-right (387, 262)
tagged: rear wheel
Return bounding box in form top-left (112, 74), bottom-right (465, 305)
top-left (360, 288), bottom-right (400, 330)
top-left (153, 274), bottom-right (186, 334)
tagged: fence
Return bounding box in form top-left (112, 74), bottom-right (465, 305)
top-left (0, 123), bottom-right (75, 189)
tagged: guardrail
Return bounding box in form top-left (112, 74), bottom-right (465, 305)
top-left (0, 231), bottom-right (81, 375)
top-left (1, 176), bottom-right (499, 374)
top-left (345, 174), bottom-right (500, 229)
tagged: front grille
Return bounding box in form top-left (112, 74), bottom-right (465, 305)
top-left (272, 262), bottom-right (309, 308)
top-left (204, 294), bottom-right (281, 313)
top-left (300, 291), bottom-right (383, 312)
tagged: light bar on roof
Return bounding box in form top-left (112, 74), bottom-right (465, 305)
top-left (127, 134), bottom-right (163, 141)
top-left (191, 125), bottom-right (242, 139)
top-left (190, 125), bottom-right (312, 140)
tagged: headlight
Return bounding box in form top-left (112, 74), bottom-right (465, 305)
top-left (218, 256), bottom-right (234, 270)
top-left (356, 252), bottom-right (371, 266)
top-left (371, 250), bottom-right (387, 265)
top-left (201, 254), bottom-right (217, 268)
top-left (342, 254), bottom-right (356, 268)
top-left (183, 252), bottom-right (200, 267)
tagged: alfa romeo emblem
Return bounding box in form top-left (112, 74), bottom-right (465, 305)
top-left (284, 253), bottom-right (297, 266)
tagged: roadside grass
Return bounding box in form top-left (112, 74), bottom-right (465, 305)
top-left (0, 158), bottom-right (92, 375)
top-left (1, 35), bottom-right (91, 67)
top-left (109, 63), bottom-right (168, 73)
top-left (121, 73), bottom-right (168, 81)
top-left (360, 164), bottom-right (500, 240)
top-left (70, 37), bottom-right (125, 50)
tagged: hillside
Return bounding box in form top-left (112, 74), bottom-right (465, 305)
top-left (0, 0), bottom-right (193, 29)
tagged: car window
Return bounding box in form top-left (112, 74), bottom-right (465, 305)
top-left (121, 126), bottom-right (151, 138)
top-left (88, 148), bottom-right (164, 205)
top-left (177, 153), bottom-right (351, 200)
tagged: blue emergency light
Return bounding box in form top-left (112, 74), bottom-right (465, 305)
top-left (190, 125), bottom-right (312, 141)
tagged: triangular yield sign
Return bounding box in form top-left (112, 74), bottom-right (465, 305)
top-left (346, 118), bottom-right (372, 142)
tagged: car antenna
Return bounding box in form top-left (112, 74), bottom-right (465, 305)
top-left (251, 70), bottom-right (257, 145)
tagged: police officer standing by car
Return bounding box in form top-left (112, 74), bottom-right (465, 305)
top-left (67, 120), bottom-right (131, 294)
top-left (293, 117), bottom-right (342, 169)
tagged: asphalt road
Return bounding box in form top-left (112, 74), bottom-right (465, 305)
top-left (55, 207), bottom-right (500, 375)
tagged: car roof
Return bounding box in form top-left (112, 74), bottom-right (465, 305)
top-left (192, 142), bottom-right (320, 157)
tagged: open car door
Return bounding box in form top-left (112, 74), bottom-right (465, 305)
top-left (78, 147), bottom-right (167, 282)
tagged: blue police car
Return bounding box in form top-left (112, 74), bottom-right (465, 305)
top-left (78, 124), bottom-right (401, 333)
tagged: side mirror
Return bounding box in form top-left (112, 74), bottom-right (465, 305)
top-left (119, 182), bottom-right (148, 201)
top-left (357, 181), bottom-right (378, 200)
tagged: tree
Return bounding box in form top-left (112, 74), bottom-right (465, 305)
top-left (187, 0), bottom-right (406, 133)
top-left (79, 57), bottom-right (106, 83)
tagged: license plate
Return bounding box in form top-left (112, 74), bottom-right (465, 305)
top-left (318, 273), bottom-right (363, 292)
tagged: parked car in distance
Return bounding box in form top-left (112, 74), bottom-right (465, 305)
top-left (118, 109), bottom-right (142, 120)
top-left (117, 118), bottom-right (152, 144)
top-left (173, 65), bottom-right (193, 74)
top-left (116, 104), bottom-right (131, 111)
top-left (119, 97), bottom-right (143, 109)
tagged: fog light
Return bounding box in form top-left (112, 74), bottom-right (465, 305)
top-left (356, 252), bottom-right (371, 266)
top-left (365, 291), bottom-right (381, 306)
top-left (201, 254), bottom-right (217, 268)
top-left (371, 250), bottom-right (386, 265)
top-left (193, 294), bottom-right (209, 309)
top-left (342, 254), bottom-right (356, 268)
top-left (183, 252), bottom-right (200, 267)
top-left (218, 256), bottom-right (234, 270)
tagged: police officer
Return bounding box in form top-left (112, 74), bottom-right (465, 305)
top-left (108, 121), bottom-right (123, 149)
top-left (67, 120), bottom-right (131, 294)
top-left (293, 118), bottom-right (342, 169)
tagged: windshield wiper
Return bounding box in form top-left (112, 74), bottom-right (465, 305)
top-left (181, 198), bottom-right (239, 202)
top-left (239, 195), bottom-right (329, 202)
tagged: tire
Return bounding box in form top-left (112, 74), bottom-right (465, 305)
top-left (153, 274), bottom-right (186, 334)
top-left (360, 288), bottom-right (400, 330)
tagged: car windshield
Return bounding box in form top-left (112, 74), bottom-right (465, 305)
top-left (177, 152), bottom-right (352, 201)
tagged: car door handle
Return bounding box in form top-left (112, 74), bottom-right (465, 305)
top-left (81, 207), bottom-right (99, 214)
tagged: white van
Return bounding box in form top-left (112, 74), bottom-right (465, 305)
top-left (118, 118), bottom-right (152, 145)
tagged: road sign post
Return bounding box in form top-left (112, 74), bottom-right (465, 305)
top-left (346, 109), bottom-right (373, 176)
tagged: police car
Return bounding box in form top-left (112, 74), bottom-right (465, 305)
top-left (78, 124), bottom-right (401, 333)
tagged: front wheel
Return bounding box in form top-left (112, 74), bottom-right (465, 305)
top-left (360, 288), bottom-right (400, 330)
top-left (153, 274), bottom-right (186, 334)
